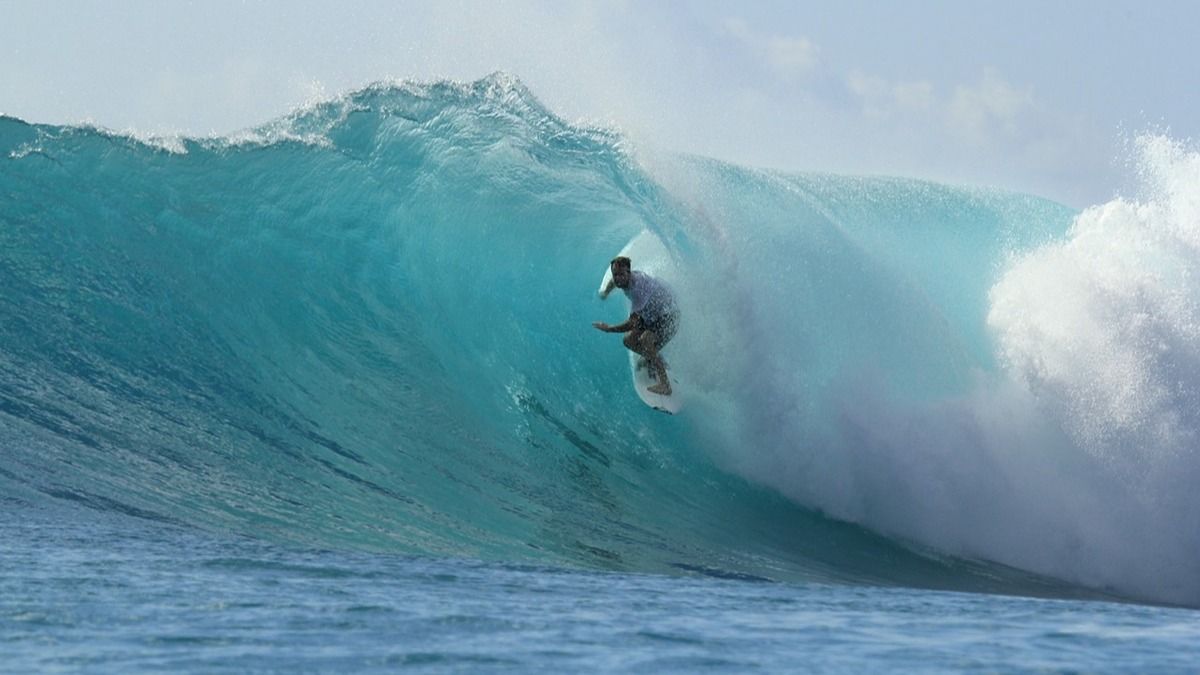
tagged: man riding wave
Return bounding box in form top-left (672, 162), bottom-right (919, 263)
top-left (593, 256), bottom-right (679, 396)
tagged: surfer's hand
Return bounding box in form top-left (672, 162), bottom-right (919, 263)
top-left (592, 321), bottom-right (610, 332)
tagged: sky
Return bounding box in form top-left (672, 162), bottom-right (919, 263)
top-left (2, 0), bottom-right (1197, 207)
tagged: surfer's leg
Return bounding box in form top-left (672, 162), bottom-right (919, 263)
top-left (623, 328), bottom-right (642, 353)
top-left (639, 331), bottom-right (671, 395)
top-left (623, 329), bottom-right (650, 371)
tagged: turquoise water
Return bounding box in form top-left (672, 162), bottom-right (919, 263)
top-left (3, 74), bottom-right (1200, 669)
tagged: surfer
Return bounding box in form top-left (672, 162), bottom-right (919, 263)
top-left (593, 256), bottom-right (679, 396)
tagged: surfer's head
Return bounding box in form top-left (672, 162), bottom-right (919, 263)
top-left (610, 256), bottom-right (632, 288)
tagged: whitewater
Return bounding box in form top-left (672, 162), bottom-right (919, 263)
top-left (3, 74), bottom-right (1200, 670)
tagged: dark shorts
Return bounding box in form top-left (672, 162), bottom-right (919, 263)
top-left (639, 310), bottom-right (679, 348)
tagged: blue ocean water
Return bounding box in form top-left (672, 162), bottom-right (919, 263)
top-left (5, 502), bottom-right (1199, 673)
top-left (3, 74), bottom-right (1199, 670)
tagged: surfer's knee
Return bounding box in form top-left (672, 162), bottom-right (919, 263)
top-left (639, 331), bottom-right (659, 353)
top-left (623, 332), bottom-right (639, 351)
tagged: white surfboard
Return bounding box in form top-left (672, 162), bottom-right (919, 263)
top-left (629, 352), bottom-right (681, 414)
top-left (599, 230), bottom-right (682, 414)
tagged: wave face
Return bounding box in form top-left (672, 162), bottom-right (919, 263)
top-left (1, 74), bottom-right (1195, 605)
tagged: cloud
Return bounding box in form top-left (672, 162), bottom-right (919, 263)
top-left (846, 70), bottom-right (933, 118)
top-left (947, 68), bottom-right (1036, 146)
top-left (836, 65), bottom-right (1110, 205)
top-left (723, 17), bottom-right (819, 80)
top-left (763, 35), bottom-right (820, 78)
top-left (892, 81), bottom-right (936, 112)
top-left (846, 67), bottom-right (1042, 147)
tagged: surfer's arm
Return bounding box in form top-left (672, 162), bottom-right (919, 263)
top-left (599, 278), bottom-right (616, 299)
top-left (593, 313), bottom-right (639, 333)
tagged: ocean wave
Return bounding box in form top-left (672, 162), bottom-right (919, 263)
top-left (1, 74), bottom-right (1193, 605)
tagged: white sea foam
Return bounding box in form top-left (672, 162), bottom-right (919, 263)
top-left (685, 136), bottom-right (1200, 604)
top-left (981, 134), bottom-right (1200, 601)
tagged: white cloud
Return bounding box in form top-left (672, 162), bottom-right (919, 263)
top-left (764, 35), bottom-right (819, 78)
top-left (835, 65), bottom-right (1111, 205)
top-left (847, 70), bottom-right (933, 118)
top-left (892, 80), bottom-right (935, 112)
top-left (846, 70), bottom-right (887, 99)
top-left (723, 17), bottom-right (819, 80)
top-left (847, 67), bottom-right (1040, 147)
top-left (947, 68), bottom-right (1036, 145)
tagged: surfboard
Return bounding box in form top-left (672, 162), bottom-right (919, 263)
top-left (598, 230), bottom-right (682, 414)
top-left (629, 353), bottom-right (681, 414)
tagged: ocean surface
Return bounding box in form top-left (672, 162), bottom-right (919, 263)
top-left (3, 73), bottom-right (1199, 671)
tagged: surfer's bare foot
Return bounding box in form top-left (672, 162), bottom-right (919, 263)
top-left (648, 382), bottom-right (671, 396)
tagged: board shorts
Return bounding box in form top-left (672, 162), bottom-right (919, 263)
top-left (639, 309), bottom-right (679, 349)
